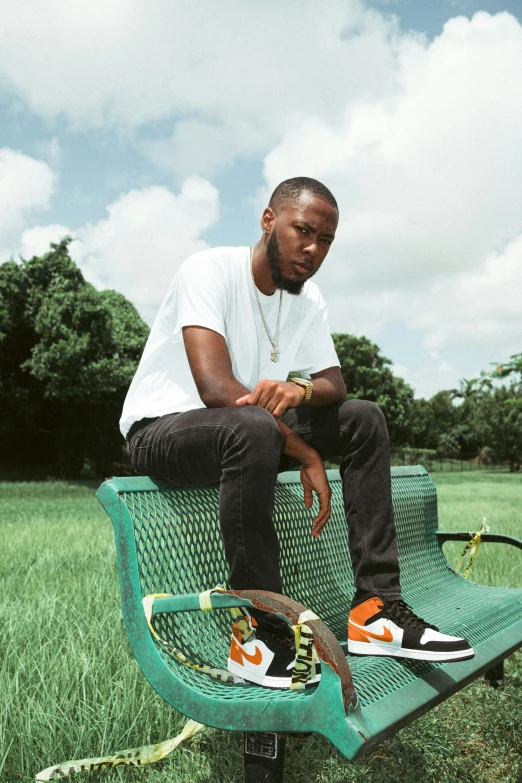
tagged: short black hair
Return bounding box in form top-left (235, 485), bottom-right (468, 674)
top-left (268, 176), bottom-right (338, 213)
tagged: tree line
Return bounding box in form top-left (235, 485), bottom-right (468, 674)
top-left (1, 241), bottom-right (520, 477)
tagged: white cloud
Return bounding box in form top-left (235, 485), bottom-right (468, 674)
top-left (411, 233), bottom-right (522, 354)
top-left (261, 11), bottom-right (522, 368)
top-left (0, 1), bottom-right (408, 175)
top-left (145, 119), bottom-right (267, 180)
top-left (70, 176), bottom-right (219, 307)
top-left (0, 148), bottom-right (55, 241)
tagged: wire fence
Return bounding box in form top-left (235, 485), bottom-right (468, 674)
top-left (389, 450), bottom-right (509, 473)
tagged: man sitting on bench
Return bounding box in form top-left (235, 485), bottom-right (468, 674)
top-left (120, 176), bottom-right (474, 689)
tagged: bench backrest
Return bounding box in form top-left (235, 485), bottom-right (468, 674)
top-left (100, 466), bottom-right (441, 639)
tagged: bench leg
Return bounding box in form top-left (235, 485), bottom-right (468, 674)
top-left (244, 732), bottom-right (286, 782)
top-left (484, 660), bottom-right (504, 689)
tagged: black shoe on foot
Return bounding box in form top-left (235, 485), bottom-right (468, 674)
top-left (348, 596), bottom-right (474, 662)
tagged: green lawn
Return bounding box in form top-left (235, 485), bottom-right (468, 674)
top-left (1, 473), bottom-right (521, 783)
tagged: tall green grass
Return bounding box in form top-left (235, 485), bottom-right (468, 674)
top-left (0, 474), bottom-right (521, 783)
top-left (435, 471), bottom-right (522, 589)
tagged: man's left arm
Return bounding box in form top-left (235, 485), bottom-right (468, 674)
top-left (307, 365), bottom-right (346, 407)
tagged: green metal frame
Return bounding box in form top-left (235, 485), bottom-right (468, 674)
top-left (97, 466), bottom-right (522, 760)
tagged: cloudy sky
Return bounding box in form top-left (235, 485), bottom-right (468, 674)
top-left (1, 0), bottom-right (521, 398)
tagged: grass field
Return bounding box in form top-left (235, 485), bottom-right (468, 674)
top-left (1, 472), bottom-right (521, 783)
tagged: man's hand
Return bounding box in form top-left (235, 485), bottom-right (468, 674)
top-left (235, 379), bottom-right (305, 417)
top-left (275, 419), bottom-right (332, 538)
top-left (300, 455), bottom-right (331, 538)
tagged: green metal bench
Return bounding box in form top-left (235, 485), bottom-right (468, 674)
top-left (97, 466), bottom-right (522, 780)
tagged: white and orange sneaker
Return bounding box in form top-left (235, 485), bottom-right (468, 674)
top-left (348, 596), bottom-right (474, 662)
top-left (227, 613), bottom-right (321, 689)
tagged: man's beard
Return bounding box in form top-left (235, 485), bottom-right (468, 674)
top-left (266, 230), bottom-right (306, 296)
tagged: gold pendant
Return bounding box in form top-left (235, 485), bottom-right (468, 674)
top-left (271, 349), bottom-right (277, 362)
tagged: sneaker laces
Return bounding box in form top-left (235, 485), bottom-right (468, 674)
top-left (383, 599), bottom-right (439, 633)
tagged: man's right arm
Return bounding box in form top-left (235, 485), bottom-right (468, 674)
top-left (183, 325), bottom-right (331, 535)
top-left (183, 325), bottom-right (307, 413)
top-left (183, 325), bottom-right (250, 406)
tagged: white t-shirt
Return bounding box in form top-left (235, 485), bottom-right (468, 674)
top-left (120, 246), bottom-right (340, 437)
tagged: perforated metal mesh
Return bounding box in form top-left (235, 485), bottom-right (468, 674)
top-left (120, 473), bottom-right (522, 709)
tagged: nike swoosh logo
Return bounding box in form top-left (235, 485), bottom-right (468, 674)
top-left (231, 638), bottom-right (263, 665)
top-left (348, 621), bottom-right (393, 643)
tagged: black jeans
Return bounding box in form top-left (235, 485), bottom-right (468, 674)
top-left (127, 400), bottom-right (402, 604)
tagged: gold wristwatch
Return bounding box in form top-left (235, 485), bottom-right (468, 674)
top-left (291, 377), bottom-right (313, 403)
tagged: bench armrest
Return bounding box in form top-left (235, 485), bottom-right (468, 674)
top-left (151, 588), bottom-right (356, 714)
top-left (151, 592), bottom-right (255, 616)
top-left (436, 531), bottom-right (522, 551)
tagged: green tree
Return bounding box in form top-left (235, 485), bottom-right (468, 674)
top-left (436, 431), bottom-right (461, 459)
top-left (466, 386), bottom-right (522, 471)
top-left (0, 239), bottom-right (149, 477)
top-left (406, 390), bottom-right (469, 456)
top-left (406, 397), bottom-right (438, 449)
top-left (492, 354), bottom-right (522, 469)
top-left (493, 353), bottom-right (522, 385)
top-left (331, 333), bottom-right (414, 444)
top-left (449, 366), bottom-right (522, 471)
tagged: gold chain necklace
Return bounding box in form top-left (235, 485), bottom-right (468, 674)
top-left (250, 246), bottom-right (283, 363)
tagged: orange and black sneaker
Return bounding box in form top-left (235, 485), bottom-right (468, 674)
top-left (227, 612), bottom-right (321, 689)
top-left (348, 596), bottom-right (474, 662)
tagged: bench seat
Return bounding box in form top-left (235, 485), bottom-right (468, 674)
top-left (96, 466), bottom-right (522, 760)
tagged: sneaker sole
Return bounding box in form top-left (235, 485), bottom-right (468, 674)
top-left (347, 640), bottom-right (475, 662)
top-left (227, 659), bottom-right (321, 689)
